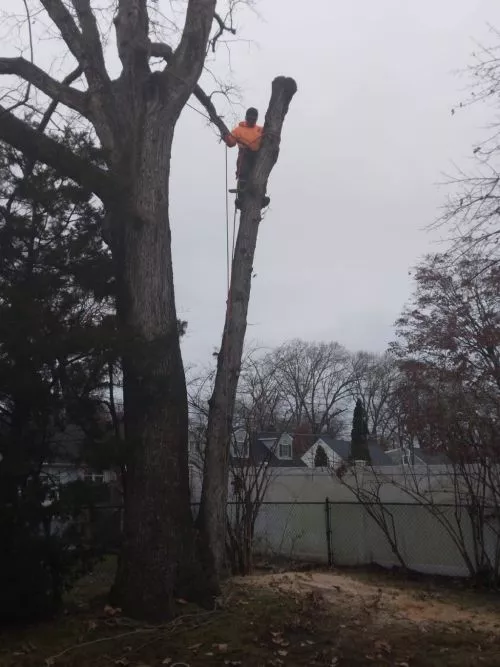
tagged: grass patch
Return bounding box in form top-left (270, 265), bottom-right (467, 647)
top-left (1, 562), bottom-right (500, 666)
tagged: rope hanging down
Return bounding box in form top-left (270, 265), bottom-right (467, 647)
top-left (225, 145), bottom-right (237, 294)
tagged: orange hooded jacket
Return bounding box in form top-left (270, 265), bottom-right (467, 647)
top-left (225, 121), bottom-right (263, 152)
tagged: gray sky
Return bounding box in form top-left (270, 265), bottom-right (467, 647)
top-left (2, 0), bottom-right (499, 368)
top-left (170, 0), bottom-right (500, 366)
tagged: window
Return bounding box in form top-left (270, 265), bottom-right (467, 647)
top-left (278, 438), bottom-right (292, 459)
top-left (83, 472), bottom-right (104, 484)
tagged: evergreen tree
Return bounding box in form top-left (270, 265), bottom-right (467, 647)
top-left (0, 133), bottom-right (116, 620)
top-left (350, 398), bottom-right (370, 462)
top-left (314, 444), bottom-right (328, 467)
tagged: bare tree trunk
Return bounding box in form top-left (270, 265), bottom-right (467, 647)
top-left (106, 115), bottom-right (215, 618)
top-left (198, 76), bottom-right (297, 578)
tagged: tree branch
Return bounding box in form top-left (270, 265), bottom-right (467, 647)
top-left (0, 107), bottom-right (120, 205)
top-left (0, 58), bottom-right (88, 115)
top-left (39, 1), bottom-right (116, 145)
top-left (71, 0), bottom-right (109, 84)
top-left (114, 0), bottom-right (150, 75)
top-left (150, 41), bottom-right (229, 139)
top-left (170, 0), bottom-right (216, 86)
top-left (192, 84), bottom-right (230, 138)
top-left (41, 0), bottom-right (87, 66)
top-left (211, 12), bottom-right (236, 52)
top-left (38, 66), bottom-right (83, 133)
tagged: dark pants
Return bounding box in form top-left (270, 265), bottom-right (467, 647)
top-left (236, 148), bottom-right (257, 192)
top-left (236, 149), bottom-right (268, 209)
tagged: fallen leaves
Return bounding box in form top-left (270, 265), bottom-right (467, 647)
top-left (104, 605), bottom-right (122, 617)
top-left (270, 631), bottom-right (289, 647)
top-left (374, 639), bottom-right (392, 655)
top-left (213, 643), bottom-right (229, 653)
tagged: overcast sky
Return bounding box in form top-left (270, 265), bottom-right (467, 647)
top-left (169, 0), bottom-right (500, 367)
top-left (3, 0), bottom-right (499, 368)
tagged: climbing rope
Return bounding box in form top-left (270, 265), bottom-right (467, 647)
top-left (225, 144), bottom-right (238, 294)
top-left (225, 144), bottom-right (230, 295)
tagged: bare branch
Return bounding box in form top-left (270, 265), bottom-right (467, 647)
top-left (0, 106), bottom-right (119, 205)
top-left (0, 57), bottom-right (88, 114)
top-left (38, 66), bottom-right (83, 133)
top-left (1, 0), bottom-right (34, 115)
top-left (41, 0), bottom-right (87, 66)
top-left (71, 0), bottom-right (109, 82)
top-left (114, 0), bottom-right (150, 74)
top-left (211, 11), bottom-right (236, 52)
top-left (192, 82), bottom-right (230, 138)
top-left (150, 41), bottom-right (230, 138)
top-left (170, 0), bottom-right (216, 86)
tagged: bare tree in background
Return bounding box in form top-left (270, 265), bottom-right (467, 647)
top-left (335, 462), bottom-right (408, 569)
top-left (390, 249), bottom-right (500, 583)
top-left (351, 351), bottom-right (400, 444)
top-left (235, 347), bottom-right (287, 431)
top-left (187, 351), bottom-right (287, 575)
top-left (392, 253), bottom-right (500, 393)
top-left (226, 427), bottom-right (280, 576)
top-left (0, 0), bottom-right (261, 619)
top-left (437, 29), bottom-right (500, 262)
top-left (268, 339), bottom-right (353, 434)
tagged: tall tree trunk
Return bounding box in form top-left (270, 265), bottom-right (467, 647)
top-left (109, 115), bottom-right (212, 619)
top-left (198, 77), bottom-right (297, 578)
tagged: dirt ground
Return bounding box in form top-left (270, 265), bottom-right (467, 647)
top-left (248, 570), bottom-right (500, 633)
top-left (1, 564), bottom-right (500, 667)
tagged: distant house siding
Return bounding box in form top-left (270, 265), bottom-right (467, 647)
top-left (301, 439), bottom-right (342, 469)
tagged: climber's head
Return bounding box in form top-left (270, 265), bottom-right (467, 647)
top-left (245, 107), bottom-right (258, 127)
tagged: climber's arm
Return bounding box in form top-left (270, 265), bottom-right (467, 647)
top-left (224, 126), bottom-right (240, 147)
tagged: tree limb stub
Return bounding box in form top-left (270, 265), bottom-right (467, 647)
top-left (0, 57), bottom-right (88, 115)
top-left (0, 106), bottom-right (120, 205)
top-left (114, 0), bottom-right (150, 75)
top-left (150, 41), bottom-right (230, 139)
top-left (198, 75), bottom-right (297, 577)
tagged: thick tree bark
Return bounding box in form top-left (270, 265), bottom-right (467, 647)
top-left (198, 76), bottom-right (297, 578)
top-left (0, 0), bottom-right (220, 621)
top-left (107, 110), bottom-right (209, 618)
top-left (103, 0), bottom-right (217, 615)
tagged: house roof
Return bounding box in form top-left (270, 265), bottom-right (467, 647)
top-left (367, 443), bottom-right (393, 466)
top-left (414, 450), bottom-right (450, 465)
top-left (314, 436), bottom-right (393, 466)
top-left (230, 431), bottom-right (307, 468)
top-left (384, 446), bottom-right (450, 466)
top-left (316, 436), bottom-right (351, 460)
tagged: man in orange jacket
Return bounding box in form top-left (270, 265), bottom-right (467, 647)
top-left (224, 107), bottom-right (270, 210)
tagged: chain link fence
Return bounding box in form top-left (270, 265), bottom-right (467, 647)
top-left (82, 499), bottom-right (499, 581)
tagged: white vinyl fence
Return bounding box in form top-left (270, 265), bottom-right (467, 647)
top-left (250, 501), bottom-right (500, 578)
